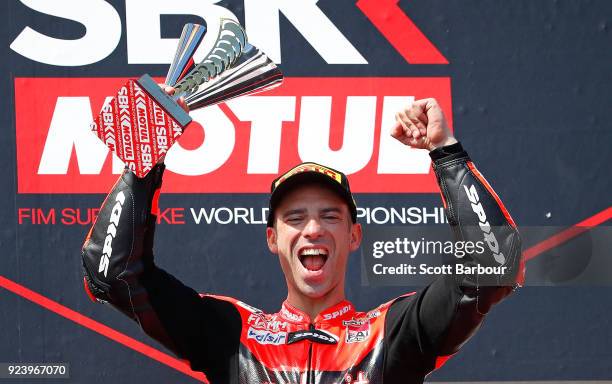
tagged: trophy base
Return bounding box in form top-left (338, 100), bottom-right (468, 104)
top-left (136, 74), bottom-right (191, 127)
top-left (91, 74), bottom-right (192, 178)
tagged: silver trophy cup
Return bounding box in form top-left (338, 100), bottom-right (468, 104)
top-left (167, 20), bottom-right (283, 110)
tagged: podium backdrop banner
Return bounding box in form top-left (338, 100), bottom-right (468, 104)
top-left (2, 1), bottom-right (611, 383)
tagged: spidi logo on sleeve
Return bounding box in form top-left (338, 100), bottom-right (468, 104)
top-left (463, 183), bottom-right (505, 265)
top-left (98, 191), bottom-right (126, 277)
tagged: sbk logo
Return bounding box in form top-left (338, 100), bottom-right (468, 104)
top-left (14, 77), bottom-right (453, 194)
top-left (9, 1), bottom-right (447, 66)
top-left (98, 191), bottom-right (126, 277)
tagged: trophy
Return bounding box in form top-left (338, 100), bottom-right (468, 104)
top-left (90, 20), bottom-right (283, 178)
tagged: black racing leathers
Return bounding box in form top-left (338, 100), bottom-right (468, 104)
top-left (81, 142), bottom-right (523, 383)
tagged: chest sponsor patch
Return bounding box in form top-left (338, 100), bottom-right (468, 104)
top-left (343, 319), bottom-right (371, 343)
top-left (246, 327), bottom-right (287, 345)
top-left (287, 329), bottom-right (339, 345)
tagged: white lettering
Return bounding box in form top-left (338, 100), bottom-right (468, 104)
top-left (98, 191), bottom-right (126, 277)
top-left (244, 0), bottom-right (367, 64)
top-left (189, 207), bottom-right (269, 225)
top-left (10, 0), bottom-right (121, 66)
top-left (463, 184), bottom-right (505, 264)
top-left (37, 95), bottom-right (434, 179)
top-left (322, 304), bottom-right (352, 320)
top-left (298, 96), bottom-right (375, 174)
top-left (227, 96), bottom-right (296, 174)
top-left (164, 106), bottom-right (235, 175)
top-left (125, 0), bottom-right (238, 64)
top-left (190, 207), bottom-right (215, 225)
top-left (38, 97), bottom-right (123, 174)
top-left (378, 96), bottom-right (430, 174)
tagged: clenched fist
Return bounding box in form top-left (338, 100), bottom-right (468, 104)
top-left (391, 98), bottom-right (457, 151)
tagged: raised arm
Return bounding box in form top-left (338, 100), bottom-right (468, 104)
top-left (384, 99), bottom-right (524, 379)
top-left (81, 165), bottom-right (241, 379)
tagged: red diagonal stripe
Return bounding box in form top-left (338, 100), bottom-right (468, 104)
top-left (524, 206), bottom-right (612, 261)
top-left (0, 275), bottom-right (207, 383)
top-left (357, 0), bottom-right (448, 64)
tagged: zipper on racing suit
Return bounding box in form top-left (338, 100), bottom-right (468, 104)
top-left (306, 323), bottom-right (314, 384)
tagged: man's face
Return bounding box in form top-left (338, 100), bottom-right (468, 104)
top-left (266, 183), bottom-right (362, 300)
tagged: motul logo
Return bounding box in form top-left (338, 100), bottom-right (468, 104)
top-left (98, 191), bottom-right (126, 277)
top-left (117, 87), bottom-right (135, 162)
top-left (134, 88), bottom-right (150, 145)
top-left (15, 77), bottom-right (453, 193)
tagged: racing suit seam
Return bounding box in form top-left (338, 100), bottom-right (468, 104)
top-left (427, 280), bottom-right (465, 365)
top-left (452, 162), bottom-right (503, 313)
top-left (116, 187), bottom-right (139, 319)
top-left (438, 174), bottom-right (454, 223)
top-left (453, 164), bottom-right (468, 238)
top-left (461, 167), bottom-right (488, 314)
top-left (434, 159), bottom-right (469, 229)
top-left (381, 296), bottom-right (404, 383)
top-left (452, 165), bottom-right (472, 288)
top-left (82, 263), bottom-right (110, 301)
top-left (433, 157), bottom-right (469, 169)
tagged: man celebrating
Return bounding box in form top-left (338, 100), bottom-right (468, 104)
top-left (81, 98), bottom-right (523, 383)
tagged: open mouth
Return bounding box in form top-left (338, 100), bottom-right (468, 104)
top-left (298, 248), bottom-right (329, 272)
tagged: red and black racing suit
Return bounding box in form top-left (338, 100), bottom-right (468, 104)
top-left (81, 142), bottom-right (524, 383)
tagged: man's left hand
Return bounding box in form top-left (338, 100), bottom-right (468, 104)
top-left (391, 98), bottom-right (457, 151)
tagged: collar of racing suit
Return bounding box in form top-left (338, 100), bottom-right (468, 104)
top-left (279, 299), bottom-right (356, 325)
top-left (279, 300), bottom-right (357, 345)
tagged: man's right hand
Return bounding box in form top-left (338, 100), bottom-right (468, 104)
top-left (162, 85), bottom-right (189, 113)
